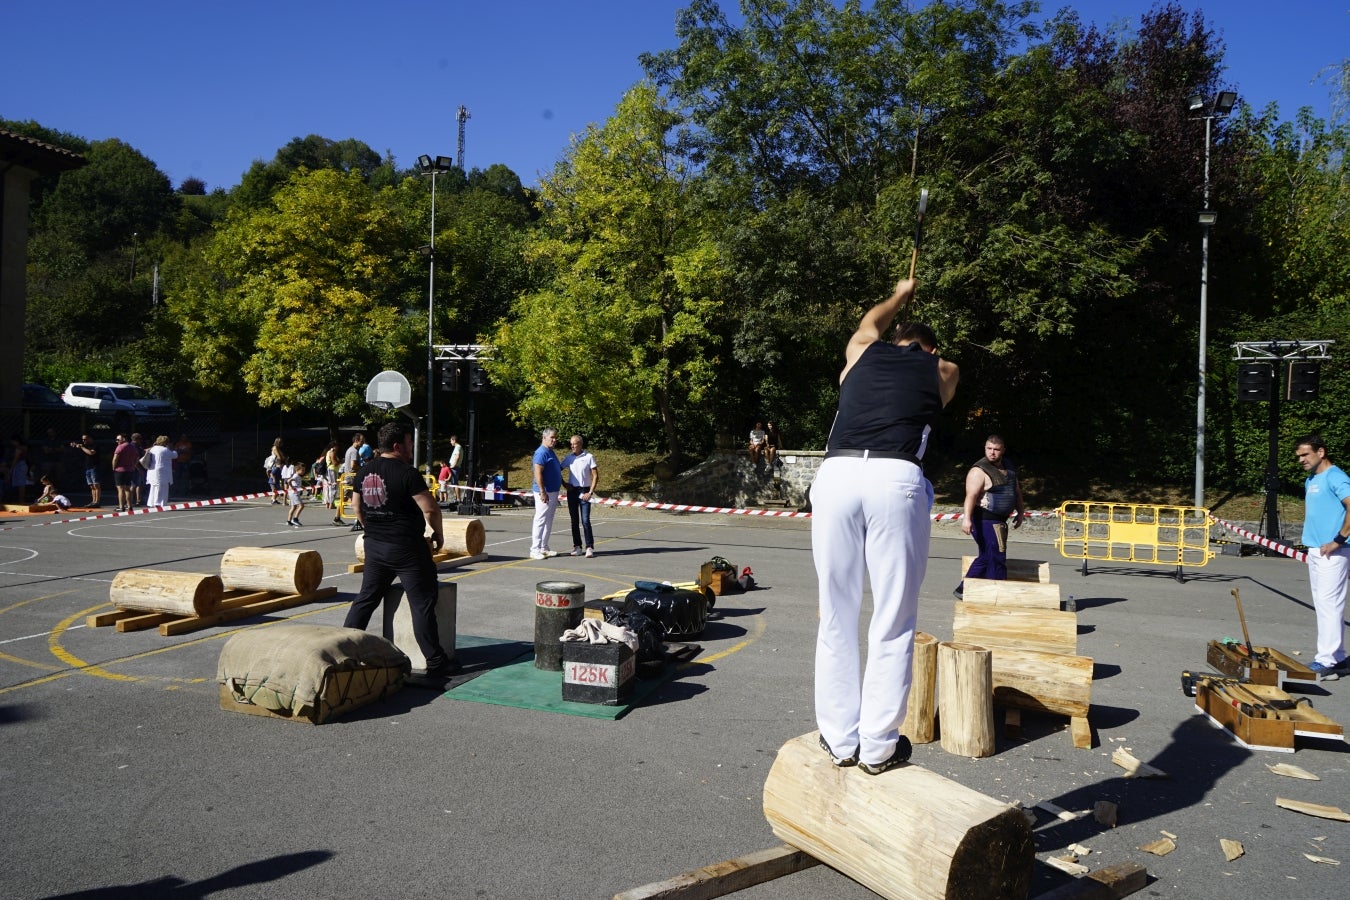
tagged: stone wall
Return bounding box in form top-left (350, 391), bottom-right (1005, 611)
top-left (647, 450), bottom-right (824, 510)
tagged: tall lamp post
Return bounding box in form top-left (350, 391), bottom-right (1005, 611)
top-left (415, 154), bottom-right (455, 471)
top-left (1187, 89), bottom-right (1237, 510)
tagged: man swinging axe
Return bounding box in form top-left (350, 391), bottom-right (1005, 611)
top-left (954, 435), bottom-right (1026, 598)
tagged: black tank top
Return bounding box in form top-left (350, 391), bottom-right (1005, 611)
top-left (826, 341), bottom-right (941, 459)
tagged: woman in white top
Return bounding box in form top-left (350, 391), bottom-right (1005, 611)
top-left (144, 435), bottom-right (178, 508)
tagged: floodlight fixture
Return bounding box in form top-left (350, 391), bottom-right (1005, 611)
top-left (1215, 91), bottom-right (1237, 114)
top-left (1187, 93), bottom-right (1205, 112)
top-left (1197, 211), bottom-right (1217, 225)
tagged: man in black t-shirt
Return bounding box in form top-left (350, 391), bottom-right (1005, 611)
top-left (342, 422), bottom-right (457, 676)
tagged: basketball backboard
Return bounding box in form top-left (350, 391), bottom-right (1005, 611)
top-left (366, 371), bottom-right (412, 410)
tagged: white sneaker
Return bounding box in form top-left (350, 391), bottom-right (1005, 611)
top-left (584, 548), bottom-right (594, 558)
top-left (529, 551), bottom-right (547, 560)
top-left (569, 547), bottom-right (583, 557)
top-left (542, 550), bottom-right (559, 558)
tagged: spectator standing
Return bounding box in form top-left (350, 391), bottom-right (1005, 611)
top-left (286, 461), bottom-right (308, 527)
top-left (562, 435), bottom-right (600, 558)
top-left (172, 435), bottom-right (193, 498)
top-left (74, 433), bottom-right (101, 507)
top-left (111, 433), bottom-right (139, 512)
top-left (812, 277), bottom-right (958, 775)
top-left (953, 435), bottom-right (1026, 598)
top-left (447, 435), bottom-right (463, 503)
top-left (748, 422), bottom-right (768, 466)
top-left (265, 438), bottom-right (287, 504)
top-left (342, 423), bottom-right (457, 677)
top-left (529, 428), bottom-right (562, 560)
top-left (6, 435), bottom-right (30, 503)
top-left (130, 433), bottom-right (146, 507)
top-left (1295, 435), bottom-right (1350, 681)
top-left (436, 460), bottom-right (451, 503)
top-left (143, 435), bottom-right (177, 508)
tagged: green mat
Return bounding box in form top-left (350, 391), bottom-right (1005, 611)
top-left (444, 646), bottom-right (682, 720)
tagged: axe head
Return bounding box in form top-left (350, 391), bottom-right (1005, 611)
top-left (917, 188), bottom-right (929, 215)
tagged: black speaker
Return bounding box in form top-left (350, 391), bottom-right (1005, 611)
top-left (1236, 363), bottom-right (1274, 402)
top-left (1286, 360), bottom-right (1320, 401)
top-left (439, 360), bottom-right (464, 392)
top-left (467, 361), bottom-right (490, 393)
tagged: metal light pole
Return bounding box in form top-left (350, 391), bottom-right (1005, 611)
top-left (1187, 90), bottom-right (1236, 510)
top-left (415, 154), bottom-right (455, 471)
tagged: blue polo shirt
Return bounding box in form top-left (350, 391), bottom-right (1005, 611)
top-left (532, 444), bottom-right (562, 492)
top-left (1302, 464), bottom-right (1350, 547)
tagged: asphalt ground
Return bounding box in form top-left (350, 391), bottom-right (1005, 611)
top-left (0, 498), bottom-right (1347, 900)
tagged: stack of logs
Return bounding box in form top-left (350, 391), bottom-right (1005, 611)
top-left (902, 556), bottom-right (1093, 756)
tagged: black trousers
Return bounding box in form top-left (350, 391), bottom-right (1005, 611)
top-left (342, 537), bottom-right (449, 669)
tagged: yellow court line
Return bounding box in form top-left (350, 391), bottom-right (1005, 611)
top-left (696, 612), bottom-right (767, 665)
top-left (47, 605), bottom-right (139, 682)
top-left (0, 589), bottom-right (77, 616)
top-left (0, 650), bottom-right (62, 671)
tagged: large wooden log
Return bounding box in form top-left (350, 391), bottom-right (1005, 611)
top-left (962, 577), bottom-right (1061, 609)
top-left (900, 631), bottom-right (938, 744)
top-left (219, 547), bottom-right (322, 595)
top-left (110, 569), bottom-right (224, 617)
top-left (939, 642), bottom-right (996, 758)
top-left (763, 732), bottom-right (1033, 899)
top-left (961, 556), bottom-right (1050, 583)
top-left (990, 648), bottom-right (1093, 718)
top-left (355, 518), bottom-right (482, 562)
top-left (953, 602), bottom-right (1077, 655)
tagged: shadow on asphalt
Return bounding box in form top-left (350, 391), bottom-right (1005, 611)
top-left (41, 850), bottom-right (335, 899)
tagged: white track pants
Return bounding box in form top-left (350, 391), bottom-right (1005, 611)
top-left (812, 456), bottom-right (932, 766)
top-left (530, 491), bottom-right (560, 554)
top-left (1307, 547), bottom-right (1349, 667)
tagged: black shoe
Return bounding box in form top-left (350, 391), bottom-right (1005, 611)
top-left (332, 516), bottom-right (342, 525)
top-left (818, 734), bottom-right (858, 767)
top-left (953, 586), bottom-right (964, 600)
top-left (424, 658), bottom-right (462, 677)
top-left (859, 736), bottom-right (912, 775)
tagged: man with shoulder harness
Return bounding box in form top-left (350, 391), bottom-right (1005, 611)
top-left (953, 435), bottom-right (1026, 598)
top-left (812, 277), bottom-right (959, 776)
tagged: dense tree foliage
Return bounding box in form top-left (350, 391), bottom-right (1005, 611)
top-left (16, 1), bottom-right (1349, 496)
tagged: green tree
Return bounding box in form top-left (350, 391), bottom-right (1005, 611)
top-left (487, 84), bottom-right (724, 457)
top-left (170, 168), bottom-right (422, 419)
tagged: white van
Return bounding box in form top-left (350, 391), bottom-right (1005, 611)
top-left (61, 382), bottom-right (177, 422)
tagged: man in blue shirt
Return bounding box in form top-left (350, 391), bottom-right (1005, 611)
top-left (529, 428), bottom-right (562, 560)
top-left (1296, 435), bottom-right (1350, 681)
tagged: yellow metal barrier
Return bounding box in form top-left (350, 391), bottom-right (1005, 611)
top-left (1057, 501), bottom-right (1213, 580)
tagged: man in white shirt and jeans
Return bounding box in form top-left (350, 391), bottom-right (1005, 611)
top-left (563, 434), bottom-right (599, 557)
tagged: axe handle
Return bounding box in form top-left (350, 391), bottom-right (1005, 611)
top-left (1230, 589), bottom-right (1255, 657)
top-left (908, 245), bottom-right (919, 280)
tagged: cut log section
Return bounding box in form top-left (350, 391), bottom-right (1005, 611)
top-left (900, 631), bottom-right (938, 744)
top-left (220, 547), bottom-right (322, 594)
top-left (989, 647), bottom-right (1093, 718)
top-left (763, 732), bottom-right (1033, 900)
top-left (109, 569), bottom-right (224, 617)
top-left (962, 577), bottom-right (1062, 610)
top-left (938, 641), bottom-right (996, 758)
top-left (961, 556), bottom-right (1050, 583)
top-left (953, 603), bottom-right (1077, 655)
top-left (354, 517), bottom-right (484, 562)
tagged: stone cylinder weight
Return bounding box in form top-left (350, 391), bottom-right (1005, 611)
top-left (534, 581), bottom-right (584, 670)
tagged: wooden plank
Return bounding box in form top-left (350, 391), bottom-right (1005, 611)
top-left (159, 586), bottom-right (338, 636)
top-left (953, 603), bottom-right (1078, 655)
top-left (115, 611), bottom-right (175, 632)
top-left (1005, 708), bottom-right (1023, 740)
top-left (1070, 716), bottom-right (1093, 749)
top-left (963, 577), bottom-right (1062, 609)
top-left (962, 556), bottom-right (1051, 583)
top-left (1035, 862), bottom-right (1147, 899)
top-left (612, 844), bottom-right (820, 900)
top-left (86, 609), bottom-right (140, 627)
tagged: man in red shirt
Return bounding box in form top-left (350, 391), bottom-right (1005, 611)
top-left (111, 433), bottom-right (140, 512)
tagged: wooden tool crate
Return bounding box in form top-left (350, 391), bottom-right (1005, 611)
top-left (1206, 639), bottom-right (1317, 688)
top-left (1193, 676), bottom-right (1344, 752)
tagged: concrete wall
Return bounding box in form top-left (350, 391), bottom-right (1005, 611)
top-left (646, 450), bottom-right (824, 510)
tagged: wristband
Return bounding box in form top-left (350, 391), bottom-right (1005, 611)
top-left (1335, 534), bottom-right (1347, 545)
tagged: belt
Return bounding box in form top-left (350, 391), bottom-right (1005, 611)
top-left (825, 448), bottom-right (923, 467)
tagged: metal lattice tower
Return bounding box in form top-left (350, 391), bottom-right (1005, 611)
top-left (457, 106), bottom-right (470, 171)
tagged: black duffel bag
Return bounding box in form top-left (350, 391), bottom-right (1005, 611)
top-left (623, 586), bottom-right (709, 639)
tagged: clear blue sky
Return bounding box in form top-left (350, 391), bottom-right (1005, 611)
top-left (2, 1), bottom-right (1344, 193)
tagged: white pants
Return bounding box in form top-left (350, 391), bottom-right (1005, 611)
top-left (1307, 547), bottom-right (1349, 666)
top-left (530, 490), bottom-right (560, 553)
top-left (812, 456), bottom-right (932, 765)
top-left (146, 480), bottom-right (171, 508)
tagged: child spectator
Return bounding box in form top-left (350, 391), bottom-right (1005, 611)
top-left (286, 461), bottom-right (307, 527)
top-left (35, 476), bottom-right (72, 511)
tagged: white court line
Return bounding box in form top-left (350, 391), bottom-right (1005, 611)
top-left (0, 624), bottom-right (87, 645)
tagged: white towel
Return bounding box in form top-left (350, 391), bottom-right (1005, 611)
top-left (560, 618), bottom-right (638, 652)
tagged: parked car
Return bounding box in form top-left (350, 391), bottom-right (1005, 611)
top-left (22, 383), bottom-right (67, 409)
top-left (61, 382), bottom-right (178, 424)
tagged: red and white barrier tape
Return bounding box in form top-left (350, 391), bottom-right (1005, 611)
top-left (0, 490), bottom-right (280, 532)
top-left (1210, 516), bottom-right (1307, 562)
